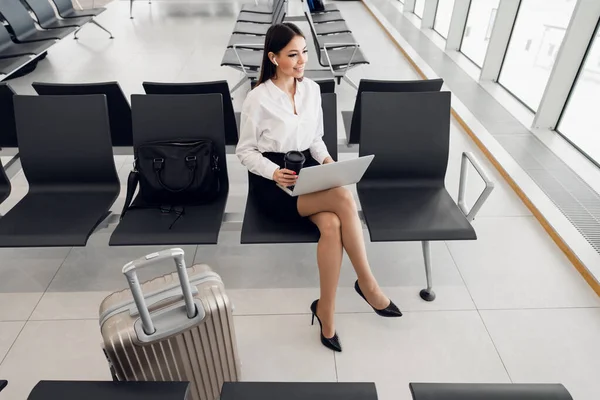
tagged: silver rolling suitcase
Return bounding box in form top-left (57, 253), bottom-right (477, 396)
top-left (99, 248), bottom-right (241, 400)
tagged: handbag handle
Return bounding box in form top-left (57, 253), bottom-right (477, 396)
top-left (153, 156), bottom-right (197, 193)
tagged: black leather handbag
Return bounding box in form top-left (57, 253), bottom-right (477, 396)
top-left (120, 139), bottom-right (220, 221)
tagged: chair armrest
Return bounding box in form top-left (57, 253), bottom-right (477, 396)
top-left (458, 151), bottom-right (494, 221)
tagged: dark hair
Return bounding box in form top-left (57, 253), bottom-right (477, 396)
top-left (255, 23), bottom-right (305, 86)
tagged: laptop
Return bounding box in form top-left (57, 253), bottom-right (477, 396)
top-left (277, 155), bottom-right (375, 196)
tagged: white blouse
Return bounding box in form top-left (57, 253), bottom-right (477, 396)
top-left (236, 78), bottom-right (332, 180)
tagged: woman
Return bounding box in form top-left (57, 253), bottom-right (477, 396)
top-left (236, 23), bottom-right (401, 352)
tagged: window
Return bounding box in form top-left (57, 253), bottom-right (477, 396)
top-left (414, 0), bottom-right (425, 19)
top-left (434, 0), bottom-right (455, 39)
top-left (460, 0), bottom-right (500, 67)
top-left (498, 0), bottom-right (576, 111)
top-left (557, 28), bottom-right (600, 165)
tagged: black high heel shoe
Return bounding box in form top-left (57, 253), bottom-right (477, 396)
top-left (354, 280), bottom-right (402, 317)
top-left (310, 299), bottom-right (342, 352)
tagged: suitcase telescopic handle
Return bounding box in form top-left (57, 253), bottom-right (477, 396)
top-left (122, 248), bottom-right (197, 335)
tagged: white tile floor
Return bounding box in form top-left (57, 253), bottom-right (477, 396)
top-left (0, 1), bottom-right (599, 399)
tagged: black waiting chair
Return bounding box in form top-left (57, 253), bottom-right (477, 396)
top-left (0, 83), bottom-right (19, 148)
top-left (28, 381), bottom-right (191, 400)
top-left (32, 82), bottom-right (133, 147)
top-left (343, 78), bottom-right (444, 144)
top-left (304, 12), bottom-right (368, 89)
top-left (240, 93), bottom-right (338, 244)
top-left (50, 0), bottom-right (106, 18)
top-left (0, 0), bottom-right (75, 43)
top-left (237, 0), bottom-right (284, 23)
top-left (142, 80), bottom-right (238, 146)
top-left (24, 0), bottom-right (92, 29)
top-left (409, 383), bottom-right (573, 400)
top-left (109, 94), bottom-right (229, 246)
top-left (232, 0), bottom-right (286, 35)
top-left (241, 0), bottom-right (337, 14)
top-left (227, 31), bottom-right (357, 51)
top-left (0, 24), bottom-right (53, 59)
top-left (23, 0), bottom-right (113, 39)
top-left (0, 94), bottom-right (120, 247)
top-left (357, 91), bottom-right (493, 301)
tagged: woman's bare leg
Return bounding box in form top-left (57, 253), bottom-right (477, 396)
top-left (309, 212), bottom-right (343, 339)
top-left (298, 187), bottom-right (390, 310)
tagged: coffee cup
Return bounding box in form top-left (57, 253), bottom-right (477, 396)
top-left (284, 151), bottom-right (305, 175)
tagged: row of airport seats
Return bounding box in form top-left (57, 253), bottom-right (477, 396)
top-left (0, 0), bottom-right (111, 79)
top-left (220, 0), bottom-right (369, 94)
top-left (0, 79), bottom-right (494, 302)
top-left (7, 379), bottom-right (577, 399)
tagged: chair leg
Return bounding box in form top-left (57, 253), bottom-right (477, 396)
top-left (230, 75), bottom-right (249, 97)
top-left (130, 0), bottom-right (134, 18)
top-left (342, 75), bottom-right (358, 90)
top-left (73, 27), bottom-right (82, 40)
top-left (420, 241), bottom-right (436, 301)
top-left (91, 20), bottom-right (114, 39)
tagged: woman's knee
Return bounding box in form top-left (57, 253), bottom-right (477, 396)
top-left (317, 212), bottom-right (342, 238)
top-left (330, 187), bottom-right (356, 213)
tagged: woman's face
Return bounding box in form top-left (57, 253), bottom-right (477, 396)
top-left (271, 35), bottom-right (308, 79)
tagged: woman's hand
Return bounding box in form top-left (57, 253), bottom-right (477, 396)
top-left (273, 168), bottom-right (298, 187)
top-left (323, 157), bottom-right (335, 164)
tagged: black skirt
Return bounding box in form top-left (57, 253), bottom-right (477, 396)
top-left (249, 149), bottom-right (319, 221)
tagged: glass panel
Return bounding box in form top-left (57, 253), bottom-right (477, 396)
top-left (498, 0), bottom-right (577, 111)
top-left (460, 0), bottom-right (500, 67)
top-left (414, 0), bottom-right (425, 18)
top-left (434, 0), bottom-right (455, 39)
top-left (557, 28), bottom-right (600, 165)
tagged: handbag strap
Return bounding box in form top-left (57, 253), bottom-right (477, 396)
top-left (153, 156), bottom-right (197, 193)
top-left (120, 167), bottom-right (139, 221)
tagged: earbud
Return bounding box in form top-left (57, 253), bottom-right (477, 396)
top-left (273, 58), bottom-right (279, 66)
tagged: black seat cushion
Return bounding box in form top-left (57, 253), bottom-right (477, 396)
top-left (109, 192), bottom-right (228, 246)
top-left (358, 185), bottom-right (476, 242)
top-left (39, 16), bottom-right (92, 29)
top-left (312, 11), bottom-right (344, 23)
top-left (0, 191), bottom-right (117, 247)
top-left (28, 381), bottom-right (190, 400)
top-left (228, 33), bottom-right (266, 48)
top-left (240, 4), bottom-right (273, 14)
top-left (0, 56), bottom-right (29, 75)
top-left (221, 48), bottom-right (262, 68)
top-left (319, 47), bottom-right (369, 68)
top-left (237, 12), bottom-right (273, 24)
top-left (221, 382), bottom-right (377, 400)
top-left (233, 22), bottom-right (270, 35)
top-left (409, 383), bottom-right (573, 400)
top-left (315, 21), bottom-right (351, 35)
